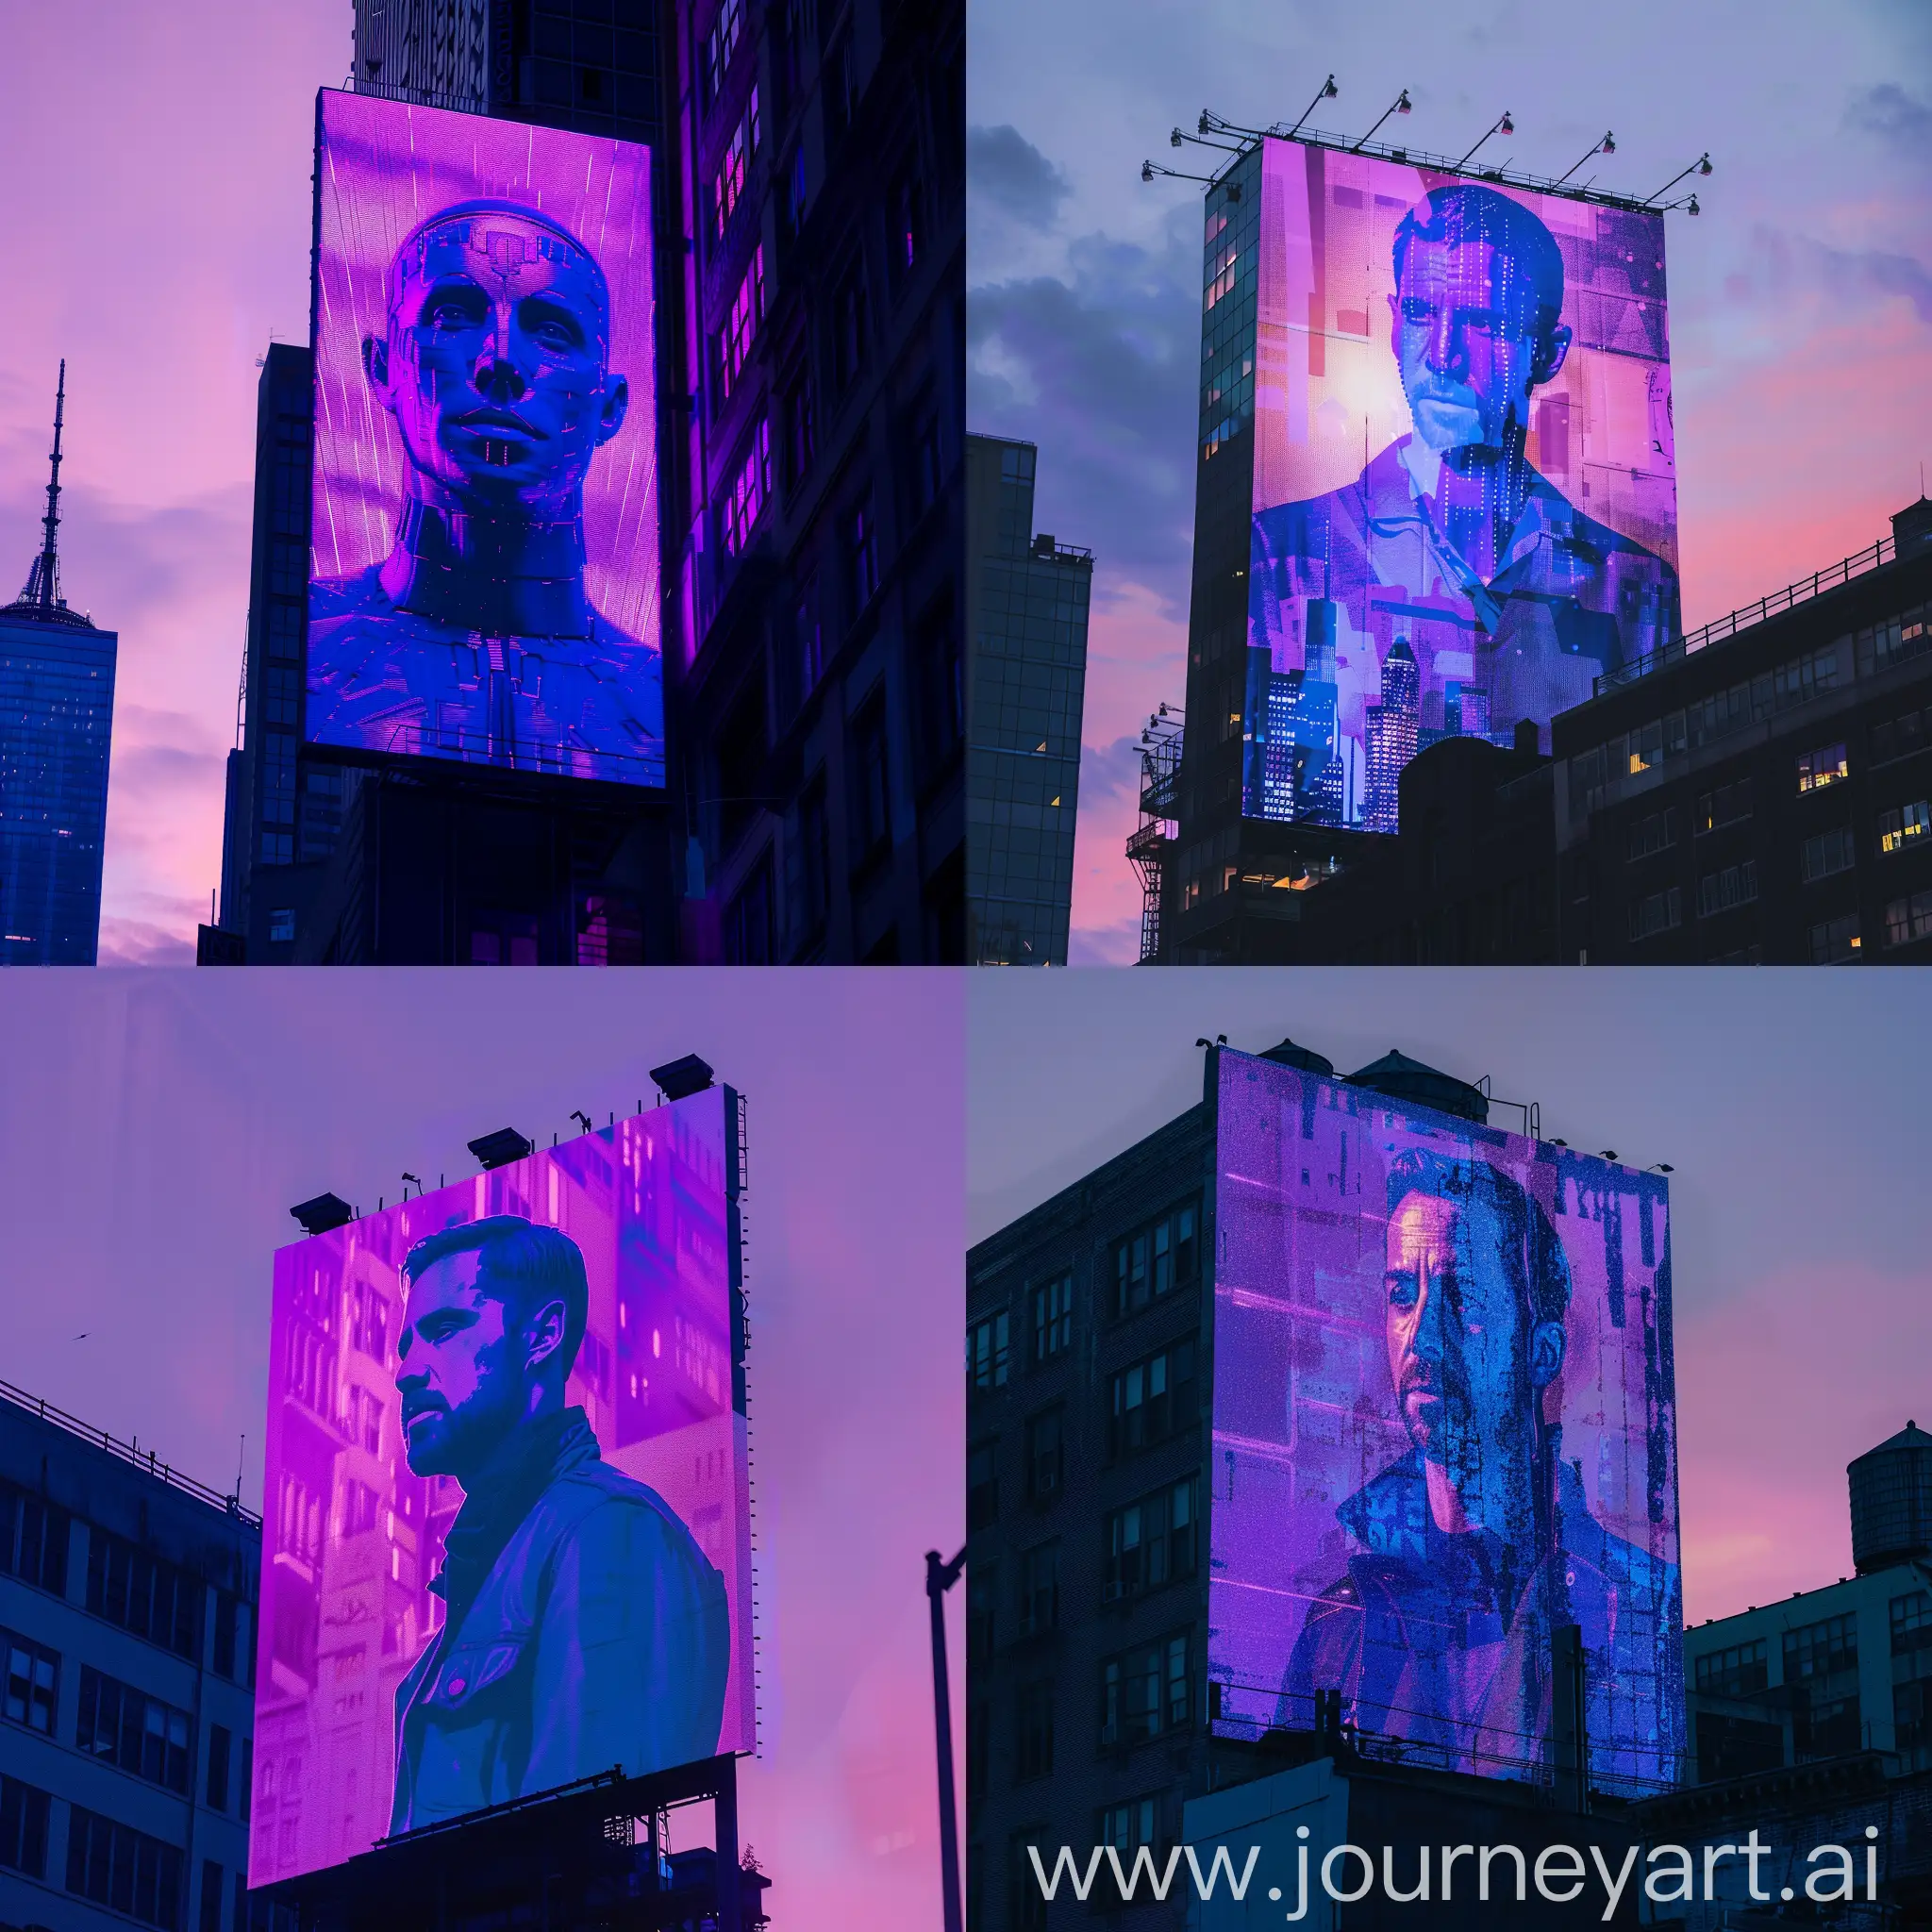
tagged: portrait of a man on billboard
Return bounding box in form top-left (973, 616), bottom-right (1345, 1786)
top-left (1244, 145), bottom-right (1680, 829)
top-left (308, 92), bottom-right (663, 788)
top-left (389, 1217), bottom-right (729, 1831)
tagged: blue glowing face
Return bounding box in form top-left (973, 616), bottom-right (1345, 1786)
top-left (365, 210), bottom-right (628, 508)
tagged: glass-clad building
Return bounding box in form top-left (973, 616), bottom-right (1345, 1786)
top-left (965, 436), bottom-right (1091, 964)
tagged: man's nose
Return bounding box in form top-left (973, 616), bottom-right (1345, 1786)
top-left (1411, 1269), bottom-right (1449, 1359)
top-left (1423, 308), bottom-right (1465, 378)
top-left (473, 302), bottom-right (529, 403)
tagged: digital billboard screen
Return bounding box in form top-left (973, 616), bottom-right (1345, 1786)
top-left (252, 1095), bottom-right (753, 1883)
top-left (308, 90), bottom-right (663, 788)
top-left (1209, 1050), bottom-right (1682, 1795)
top-left (1242, 138), bottom-right (1678, 829)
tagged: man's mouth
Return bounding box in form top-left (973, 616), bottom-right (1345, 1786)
top-left (401, 1398), bottom-right (447, 1430)
top-left (454, 408), bottom-right (542, 437)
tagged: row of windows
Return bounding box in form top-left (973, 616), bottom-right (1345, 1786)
top-left (987, 1630), bottom-right (1196, 1792)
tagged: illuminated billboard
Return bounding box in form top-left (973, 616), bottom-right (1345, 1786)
top-left (252, 1095), bottom-right (753, 1883)
top-left (1242, 138), bottom-right (1678, 829)
top-left (1209, 1050), bottom-right (1682, 1795)
top-left (308, 90), bottom-right (663, 788)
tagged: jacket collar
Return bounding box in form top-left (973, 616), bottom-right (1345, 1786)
top-left (432, 1406), bottom-right (599, 1607)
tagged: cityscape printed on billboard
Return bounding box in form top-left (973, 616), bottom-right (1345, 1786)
top-left (308, 91), bottom-right (663, 788)
top-left (1209, 1050), bottom-right (1683, 1795)
top-left (1243, 138), bottom-right (1679, 829)
top-left (253, 1096), bottom-right (754, 1884)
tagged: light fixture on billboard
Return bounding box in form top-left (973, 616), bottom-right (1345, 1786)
top-left (1555, 131), bottom-right (1616, 187)
top-left (468, 1127), bottom-right (535, 1171)
top-left (571, 1110), bottom-right (594, 1135)
top-left (401, 1172), bottom-right (423, 1197)
top-left (1650, 153), bottom-right (1712, 205)
top-left (1599, 1150), bottom-right (1620, 1161)
top-left (650, 1054), bottom-right (717, 1102)
top-left (1286, 73), bottom-right (1340, 139)
top-left (290, 1191), bottom-right (354, 1236)
top-left (1352, 88), bottom-right (1411, 152)
top-left (1646, 1162), bottom-right (1675, 1174)
top-left (1456, 109), bottom-right (1515, 171)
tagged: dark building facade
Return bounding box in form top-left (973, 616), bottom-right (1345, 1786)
top-left (965, 435), bottom-right (1091, 965)
top-left (0, 370), bottom-right (117, 966)
top-left (212, 0), bottom-right (964, 963)
top-left (0, 1382), bottom-right (259, 1932)
top-left (1552, 499), bottom-right (1932, 965)
top-left (963, 1039), bottom-right (1496, 1931)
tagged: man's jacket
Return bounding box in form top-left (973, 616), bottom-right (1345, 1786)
top-left (391, 1407), bottom-right (730, 1833)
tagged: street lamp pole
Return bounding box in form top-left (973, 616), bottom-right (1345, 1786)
top-left (927, 1544), bottom-right (968, 1932)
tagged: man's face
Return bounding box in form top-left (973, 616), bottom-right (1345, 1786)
top-left (367, 213), bottom-right (627, 508)
top-left (1383, 1190), bottom-right (1530, 1483)
top-left (394, 1250), bottom-right (524, 1482)
top-left (1389, 226), bottom-right (1566, 457)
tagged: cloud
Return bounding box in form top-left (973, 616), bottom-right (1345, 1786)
top-left (1844, 81), bottom-right (1932, 155)
top-left (966, 125), bottom-right (1072, 230)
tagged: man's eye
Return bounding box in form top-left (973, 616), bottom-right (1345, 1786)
top-left (427, 301), bottom-right (477, 328)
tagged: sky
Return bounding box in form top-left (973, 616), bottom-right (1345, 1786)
top-left (0, 969), bottom-right (964, 1932)
top-left (968, 968), bottom-right (1932, 1627)
top-left (0, 3), bottom-right (347, 962)
top-left (968, 0), bottom-right (1932, 962)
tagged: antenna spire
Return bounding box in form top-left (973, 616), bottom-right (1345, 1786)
top-left (20, 361), bottom-right (66, 611)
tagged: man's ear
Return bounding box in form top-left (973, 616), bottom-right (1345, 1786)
top-left (1531, 322), bottom-right (1572, 388)
top-left (363, 333), bottom-right (394, 408)
top-left (522, 1296), bottom-right (569, 1375)
top-left (1528, 1318), bottom-right (1566, 1390)
top-left (596, 375), bottom-right (630, 447)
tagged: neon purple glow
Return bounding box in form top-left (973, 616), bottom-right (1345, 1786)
top-left (1209, 1050), bottom-right (1683, 1796)
top-left (307, 90), bottom-right (662, 787)
top-left (252, 1094), bottom-right (753, 1884)
top-left (1242, 139), bottom-right (1679, 828)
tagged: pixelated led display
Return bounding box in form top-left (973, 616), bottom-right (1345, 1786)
top-left (253, 1094), bottom-right (754, 1882)
top-left (1209, 1050), bottom-right (1682, 1795)
top-left (1241, 139), bottom-right (1678, 828)
top-left (308, 90), bottom-right (663, 787)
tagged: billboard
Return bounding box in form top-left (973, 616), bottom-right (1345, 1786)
top-left (1242, 138), bottom-right (1679, 829)
top-left (1209, 1050), bottom-right (1682, 1795)
top-left (308, 90), bottom-right (663, 788)
top-left (252, 1095), bottom-right (753, 1883)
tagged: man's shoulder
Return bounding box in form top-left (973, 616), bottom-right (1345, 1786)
top-left (1528, 477), bottom-right (1676, 578)
top-left (536, 1459), bottom-right (708, 1562)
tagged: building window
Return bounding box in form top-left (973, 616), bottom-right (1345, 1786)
top-left (1871, 708), bottom-right (1925, 765)
top-left (725, 855), bottom-right (775, 965)
top-left (265, 602), bottom-right (303, 662)
top-left (721, 417), bottom-right (773, 557)
top-left (267, 908), bottom-right (296, 944)
top-left (1024, 1408), bottom-right (1063, 1506)
top-left (1800, 826), bottom-right (1857, 882)
top-left (1107, 1337), bottom-right (1198, 1460)
top-left (1103, 1477), bottom-right (1199, 1601)
top-left (1627, 886), bottom-right (1681, 941)
top-left (784, 373), bottom-right (817, 490)
top-left (87, 1531), bottom-right (200, 1658)
top-left (67, 1806), bottom-right (184, 1929)
top-left (262, 730), bottom-right (296, 826)
top-left (1030, 1272), bottom-right (1073, 1362)
top-left (1796, 741), bottom-right (1848, 792)
top-left (845, 496), bottom-right (879, 612)
top-left (720, 244), bottom-right (766, 401)
top-left (1015, 1679), bottom-right (1055, 1781)
top-left (703, 0), bottom-right (744, 101)
top-left (0, 1629), bottom-right (58, 1736)
top-left (0, 1483), bottom-right (69, 1594)
top-left (966, 1563), bottom-right (996, 1665)
top-left (1098, 1793), bottom-right (1169, 1861)
top-left (1625, 808), bottom-right (1678, 860)
top-left (794, 577), bottom-right (824, 701)
top-left (77, 1667), bottom-right (195, 1795)
top-left (713, 85), bottom-right (761, 237)
top-left (259, 832), bottom-right (293, 866)
top-left (851, 689), bottom-right (891, 858)
top-left (968, 1310), bottom-right (1010, 1391)
top-left (1879, 800), bottom-right (1930, 854)
top-left (1886, 889), bottom-right (1932, 947)
top-left (835, 263), bottom-right (870, 391)
top-left (889, 158), bottom-right (924, 287)
top-left (784, 144), bottom-right (809, 241)
top-left (916, 591), bottom-right (962, 773)
top-left (1808, 913), bottom-right (1861, 964)
top-left (1010, 1831), bottom-right (1049, 1932)
top-left (0, 1774), bottom-right (51, 1881)
top-left (262, 664), bottom-right (300, 727)
top-left (1795, 1694), bottom-right (1861, 1760)
top-left (206, 1724), bottom-right (232, 1812)
top-left (1696, 860), bottom-right (1757, 918)
top-left (966, 1700), bottom-right (990, 1799)
top-left (1693, 1638), bottom-right (1768, 1698)
top-left (1100, 1632), bottom-right (1191, 1748)
top-left (199, 1859), bottom-right (224, 1932)
top-left (1112, 1198), bottom-right (1200, 1318)
top-left (1784, 1612), bottom-right (1857, 1681)
top-left (1018, 1540), bottom-right (1059, 1638)
top-left (967, 1441), bottom-right (998, 1534)
top-left (797, 774), bottom-right (830, 938)
top-left (1695, 778), bottom-right (1753, 834)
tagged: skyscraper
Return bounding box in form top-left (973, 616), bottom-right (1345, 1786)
top-left (0, 367), bottom-right (118, 965)
top-left (965, 436), bottom-right (1090, 965)
top-left (1361, 637), bottom-right (1419, 835)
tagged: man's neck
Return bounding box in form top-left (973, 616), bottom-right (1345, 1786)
top-left (1401, 431), bottom-right (1535, 584)
top-left (379, 492), bottom-right (594, 639)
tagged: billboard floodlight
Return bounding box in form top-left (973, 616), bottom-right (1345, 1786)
top-left (467, 1127), bottom-right (535, 1171)
top-left (290, 1191), bottom-right (354, 1236)
top-left (650, 1054), bottom-right (716, 1102)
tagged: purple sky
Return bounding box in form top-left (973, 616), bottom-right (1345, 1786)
top-left (0, 969), bottom-right (963, 1932)
top-left (969, 969), bottom-right (1932, 1627)
top-left (968, 0), bottom-right (1932, 960)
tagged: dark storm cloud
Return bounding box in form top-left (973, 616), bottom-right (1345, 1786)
top-left (1844, 81), bottom-right (1932, 154)
top-left (967, 124), bottom-right (1074, 229)
top-left (969, 206), bottom-right (1205, 614)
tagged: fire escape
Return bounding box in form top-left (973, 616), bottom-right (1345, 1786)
top-left (1125, 706), bottom-right (1183, 965)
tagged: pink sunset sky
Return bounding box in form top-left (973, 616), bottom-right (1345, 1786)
top-left (968, 0), bottom-right (1932, 961)
top-left (0, 971), bottom-right (964, 1931)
